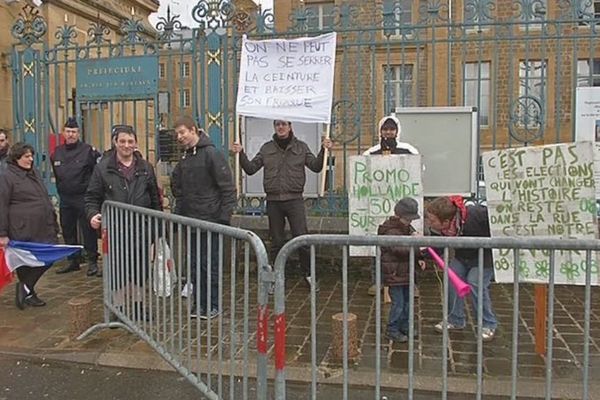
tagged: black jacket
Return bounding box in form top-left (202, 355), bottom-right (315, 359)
top-left (455, 204), bottom-right (493, 268)
top-left (368, 146), bottom-right (414, 155)
top-left (85, 152), bottom-right (162, 221)
top-left (239, 134), bottom-right (324, 201)
top-left (0, 163), bottom-right (58, 243)
top-left (51, 141), bottom-right (100, 200)
top-left (171, 134), bottom-right (236, 223)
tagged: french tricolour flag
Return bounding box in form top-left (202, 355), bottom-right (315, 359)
top-left (0, 241), bottom-right (82, 292)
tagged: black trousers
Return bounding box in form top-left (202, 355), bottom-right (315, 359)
top-left (16, 266), bottom-right (48, 293)
top-left (189, 230), bottom-right (221, 312)
top-left (60, 199), bottom-right (98, 263)
top-left (266, 198), bottom-right (311, 276)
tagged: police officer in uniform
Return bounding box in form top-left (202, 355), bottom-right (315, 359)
top-left (52, 118), bottom-right (101, 276)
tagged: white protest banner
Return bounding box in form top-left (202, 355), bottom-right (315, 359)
top-left (575, 87), bottom-right (600, 198)
top-left (483, 142), bottom-right (599, 285)
top-left (348, 155), bottom-right (423, 257)
top-left (236, 33), bottom-right (337, 123)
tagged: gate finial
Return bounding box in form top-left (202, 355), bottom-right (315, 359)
top-left (11, 4), bottom-right (47, 47)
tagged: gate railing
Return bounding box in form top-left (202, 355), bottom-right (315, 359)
top-left (79, 201), bottom-right (272, 400)
top-left (9, 2), bottom-right (600, 213)
top-left (273, 234), bottom-right (600, 400)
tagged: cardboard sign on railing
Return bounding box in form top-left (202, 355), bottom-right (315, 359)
top-left (483, 141), bottom-right (599, 285)
top-left (348, 154), bottom-right (423, 257)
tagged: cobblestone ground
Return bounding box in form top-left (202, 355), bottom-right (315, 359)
top-left (1, 261), bottom-right (598, 396)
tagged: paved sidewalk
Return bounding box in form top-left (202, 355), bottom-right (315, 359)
top-left (1, 264), bottom-right (598, 398)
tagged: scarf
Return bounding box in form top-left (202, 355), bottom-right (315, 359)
top-left (441, 195), bottom-right (467, 237)
top-left (274, 132), bottom-right (293, 150)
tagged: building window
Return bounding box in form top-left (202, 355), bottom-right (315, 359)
top-left (159, 63), bottom-right (165, 79)
top-left (180, 62), bottom-right (190, 78)
top-left (518, 60), bottom-right (547, 128)
top-left (518, 0), bottom-right (546, 27)
top-left (464, 62), bottom-right (491, 126)
top-left (306, 2), bottom-right (334, 30)
top-left (384, 64), bottom-right (414, 113)
top-left (464, 0), bottom-right (493, 30)
top-left (577, 59), bottom-right (600, 86)
top-left (578, 0), bottom-right (600, 26)
top-left (180, 89), bottom-right (191, 108)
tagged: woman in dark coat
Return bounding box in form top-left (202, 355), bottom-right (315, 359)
top-left (0, 142), bottom-right (59, 309)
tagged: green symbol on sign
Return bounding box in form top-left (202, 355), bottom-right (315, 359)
top-left (535, 260), bottom-right (549, 278)
top-left (560, 262), bottom-right (580, 281)
top-left (519, 260), bottom-right (530, 279)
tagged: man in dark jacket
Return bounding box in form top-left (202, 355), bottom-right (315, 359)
top-left (171, 116), bottom-right (236, 319)
top-left (231, 119), bottom-right (333, 290)
top-left (85, 125), bottom-right (161, 315)
top-left (425, 196), bottom-right (497, 341)
top-left (52, 118), bottom-right (101, 276)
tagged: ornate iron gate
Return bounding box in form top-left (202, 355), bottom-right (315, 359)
top-left (10, 0), bottom-right (600, 210)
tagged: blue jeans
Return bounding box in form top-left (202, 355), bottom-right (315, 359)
top-left (447, 258), bottom-right (497, 330)
top-left (387, 285), bottom-right (410, 335)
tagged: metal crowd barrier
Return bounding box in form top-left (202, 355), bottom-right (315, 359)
top-left (79, 201), bottom-right (271, 400)
top-left (272, 235), bottom-right (600, 400)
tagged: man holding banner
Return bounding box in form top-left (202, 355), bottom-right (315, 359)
top-left (235, 33), bottom-right (337, 290)
top-left (364, 115), bottom-right (420, 296)
top-left (232, 121), bottom-right (332, 289)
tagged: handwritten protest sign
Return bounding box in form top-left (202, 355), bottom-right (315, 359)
top-left (483, 142), bottom-right (599, 285)
top-left (235, 33), bottom-right (337, 123)
top-left (348, 155), bottom-right (423, 256)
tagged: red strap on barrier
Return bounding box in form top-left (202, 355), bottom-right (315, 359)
top-left (101, 228), bottom-right (108, 256)
top-left (257, 304), bottom-right (269, 354)
top-left (274, 313), bottom-right (286, 371)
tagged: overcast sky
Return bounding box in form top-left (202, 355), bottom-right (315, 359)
top-left (149, 0), bottom-right (274, 29)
